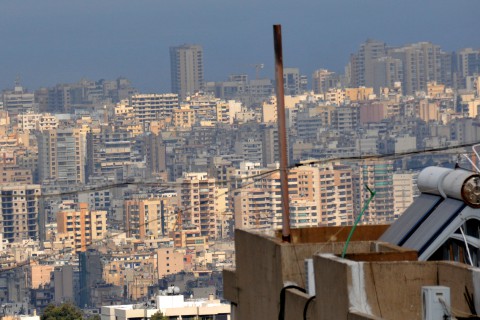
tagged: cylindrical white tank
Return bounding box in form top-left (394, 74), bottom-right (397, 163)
top-left (417, 167), bottom-right (452, 196)
top-left (418, 166), bottom-right (480, 206)
top-left (442, 169), bottom-right (480, 203)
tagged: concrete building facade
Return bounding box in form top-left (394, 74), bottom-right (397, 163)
top-left (36, 128), bottom-right (86, 185)
top-left (56, 202), bottom-right (108, 252)
top-left (0, 184), bottom-right (41, 243)
top-left (130, 94), bottom-right (179, 125)
top-left (170, 44), bottom-right (204, 100)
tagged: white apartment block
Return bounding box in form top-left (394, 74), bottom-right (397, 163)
top-left (130, 94), bottom-right (179, 124)
top-left (393, 171), bottom-right (418, 219)
top-left (101, 293), bottom-right (230, 320)
top-left (17, 113), bottom-right (59, 131)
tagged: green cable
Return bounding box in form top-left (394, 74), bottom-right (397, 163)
top-left (341, 185), bottom-right (376, 259)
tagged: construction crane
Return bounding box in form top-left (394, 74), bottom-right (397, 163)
top-left (247, 64), bottom-right (264, 79)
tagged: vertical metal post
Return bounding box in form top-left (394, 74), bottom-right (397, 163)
top-left (273, 24), bottom-right (291, 242)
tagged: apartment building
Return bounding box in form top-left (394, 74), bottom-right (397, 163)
top-left (124, 198), bottom-right (164, 240)
top-left (56, 202), bottom-right (107, 252)
top-left (177, 172), bottom-right (227, 239)
top-left (392, 171), bottom-right (418, 219)
top-left (36, 127), bottom-right (86, 185)
top-left (170, 44), bottom-right (204, 100)
top-left (318, 164), bottom-right (355, 226)
top-left (172, 106), bottom-right (196, 128)
top-left (130, 93), bottom-right (179, 124)
top-left (312, 69), bottom-right (338, 94)
top-left (2, 84), bottom-right (36, 117)
top-left (357, 159), bottom-right (395, 224)
top-left (86, 125), bottom-right (133, 182)
top-left (389, 42), bottom-right (443, 95)
top-left (17, 113), bottom-right (58, 131)
top-left (0, 184), bottom-right (41, 243)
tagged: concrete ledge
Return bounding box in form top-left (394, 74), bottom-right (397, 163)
top-left (348, 311), bottom-right (384, 320)
top-left (275, 225), bottom-right (390, 244)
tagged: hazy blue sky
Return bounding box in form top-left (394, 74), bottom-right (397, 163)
top-left (0, 0), bottom-right (478, 93)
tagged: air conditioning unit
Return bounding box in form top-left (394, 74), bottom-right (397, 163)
top-left (422, 286), bottom-right (451, 320)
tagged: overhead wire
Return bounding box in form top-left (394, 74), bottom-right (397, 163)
top-left (0, 166), bottom-right (279, 274)
top-left (0, 139), bottom-right (475, 200)
top-left (1, 140), bottom-right (479, 273)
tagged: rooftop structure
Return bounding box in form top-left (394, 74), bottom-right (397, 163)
top-left (101, 292), bottom-right (230, 320)
top-left (224, 164), bottom-right (480, 319)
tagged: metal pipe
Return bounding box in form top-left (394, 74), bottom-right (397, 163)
top-left (273, 24), bottom-right (291, 242)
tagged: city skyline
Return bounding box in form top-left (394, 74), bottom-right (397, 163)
top-left (2, 1), bottom-right (480, 317)
top-left (0, 0), bottom-right (478, 92)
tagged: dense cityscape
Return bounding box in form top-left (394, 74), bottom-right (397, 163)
top-left (1, 38), bottom-right (480, 319)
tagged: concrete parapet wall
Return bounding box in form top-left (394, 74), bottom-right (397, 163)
top-left (315, 253), bottom-right (351, 319)
top-left (222, 268), bottom-right (237, 304)
top-left (233, 229), bottom-right (283, 320)
top-left (437, 262), bottom-right (478, 315)
top-left (284, 289), bottom-right (313, 320)
top-left (314, 253), bottom-right (476, 320)
top-left (365, 261), bottom-right (436, 319)
top-left (226, 227), bottom-right (476, 320)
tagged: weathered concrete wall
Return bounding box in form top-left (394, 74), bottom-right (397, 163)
top-left (365, 262), bottom-right (437, 319)
top-left (227, 227), bottom-right (466, 320)
top-left (284, 289), bottom-right (313, 320)
top-left (277, 225), bottom-right (389, 243)
top-left (315, 254), bottom-right (351, 320)
top-left (313, 253), bottom-right (478, 320)
top-left (437, 262), bottom-right (477, 316)
top-left (222, 268), bottom-right (237, 304)
top-left (232, 231), bottom-right (378, 320)
top-left (233, 229), bottom-right (284, 320)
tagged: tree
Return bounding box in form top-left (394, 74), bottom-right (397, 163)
top-left (41, 302), bottom-right (83, 320)
top-left (150, 311), bottom-right (168, 320)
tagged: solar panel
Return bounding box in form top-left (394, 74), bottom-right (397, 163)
top-left (379, 193), bottom-right (442, 245)
top-left (402, 198), bottom-right (466, 254)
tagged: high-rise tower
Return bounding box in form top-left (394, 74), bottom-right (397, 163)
top-left (170, 44), bottom-right (204, 100)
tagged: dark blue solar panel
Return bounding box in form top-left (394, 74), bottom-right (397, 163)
top-left (402, 198), bottom-right (466, 254)
top-left (380, 193), bottom-right (442, 245)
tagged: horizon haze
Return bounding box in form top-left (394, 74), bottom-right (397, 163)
top-left (0, 0), bottom-right (478, 92)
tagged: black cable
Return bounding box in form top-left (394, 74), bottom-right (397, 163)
top-left (303, 295), bottom-right (316, 320)
top-left (278, 285), bottom-right (306, 320)
top-left (1, 139), bottom-right (479, 272)
top-left (0, 140), bottom-right (474, 200)
top-left (0, 168), bottom-right (278, 274)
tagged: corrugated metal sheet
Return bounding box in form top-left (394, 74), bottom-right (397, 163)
top-left (402, 198), bottom-right (465, 254)
top-left (379, 193), bottom-right (442, 245)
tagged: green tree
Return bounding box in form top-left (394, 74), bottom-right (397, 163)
top-left (150, 310), bottom-right (168, 320)
top-left (41, 302), bottom-right (83, 320)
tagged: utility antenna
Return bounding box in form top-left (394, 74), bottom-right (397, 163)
top-left (461, 144), bottom-right (480, 173)
top-left (273, 24), bottom-right (291, 242)
top-left (254, 64), bottom-right (264, 79)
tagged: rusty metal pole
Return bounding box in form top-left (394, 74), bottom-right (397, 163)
top-left (273, 24), bottom-right (291, 242)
